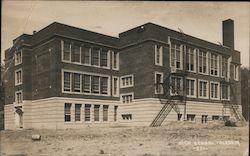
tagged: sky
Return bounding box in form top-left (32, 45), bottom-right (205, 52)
top-left (2, 1), bottom-right (250, 67)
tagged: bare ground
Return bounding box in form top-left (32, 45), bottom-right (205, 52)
top-left (0, 121), bottom-right (248, 156)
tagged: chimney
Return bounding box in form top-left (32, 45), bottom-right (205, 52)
top-left (222, 19), bottom-right (234, 49)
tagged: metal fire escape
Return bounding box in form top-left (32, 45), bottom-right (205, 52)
top-left (150, 69), bottom-right (187, 127)
top-left (222, 78), bottom-right (246, 126)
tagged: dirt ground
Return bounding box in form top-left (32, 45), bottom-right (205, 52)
top-left (0, 121), bottom-right (248, 156)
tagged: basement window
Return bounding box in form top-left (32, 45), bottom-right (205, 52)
top-left (212, 115), bottom-right (220, 120)
top-left (94, 105), bottom-right (100, 122)
top-left (114, 106), bottom-right (118, 122)
top-left (85, 104), bottom-right (91, 122)
top-left (75, 104), bottom-right (81, 122)
top-left (187, 114), bottom-right (195, 121)
top-left (103, 105), bottom-right (109, 122)
top-left (122, 114), bottom-right (132, 120)
top-left (64, 103), bottom-right (71, 122)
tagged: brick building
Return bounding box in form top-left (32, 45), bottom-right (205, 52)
top-left (4, 19), bottom-right (242, 129)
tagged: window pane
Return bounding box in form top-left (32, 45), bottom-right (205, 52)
top-left (101, 50), bottom-right (108, 67)
top-left (82, 46), bottom-right (90, 64)
top-left (92, 48), bottom-right (99, 66)
top-left (83, 75), bottom-right (91, 93)
top-left (64, 72), bottom-right (71, 91)
top-left (72, 44), bottom-right (80, 63)
top-left (92, 76), bottom-right (100, 93)
top-left (85, 104), bottom-right (91, 121)
top-left (103, 105), bottom-right (109, 121)
top-left (73, 73), bottom-right (81, 92)
top-left (75, 104), bottom-right (81, 121)
top-left (101, 77), bottom-right (108, 94)
top-left (94, 105), bottom-right (100, 121)
top-left (63, 42), bottom-right (71, 61)
top-left (64, 103), bottom-right (71, 122)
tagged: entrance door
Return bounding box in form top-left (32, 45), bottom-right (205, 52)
top-left (15, 108), bottom-right (23, 128)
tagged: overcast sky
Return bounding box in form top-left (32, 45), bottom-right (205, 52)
top-left (2, 1), bottom-right (249, 67)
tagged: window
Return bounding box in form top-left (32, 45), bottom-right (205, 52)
top-left (15, 50), bottom-right (22, 65)
top-left (171, 76), bottom-right (183, 95)
top-left (122, 114), bottom-right (132, 120)
top-left (15, 90), bottom-right (23, 104)
top-left (101, 49), bottom-right (108, 67)
top-left (64, 103), bottom-right (71, 122)
top-left (114, 106), bottom-right (118, 122)
top-left (187, 114), bottom-right (195, 121)
top-left (62, 41), bottom-right (71, 61)
top-left (103, 105), bottom-right (109, 122)
top-left (82, 46), bottom-right (91, 64)
top-left (112, 77), bottom-right (119, 97)
top-left (177, 114), bottom-right (182, 121)
top-left (73, 73), bottom-right (81, 92)
top-left (221, 84), bottom-right (230, 100)
top-left (186, 47), bottom-right (196, 72)
top-left (170, 43), bottom-right (183, 69)
top-left (210, 53), bottom-right (219, 76)
top-left (15, 69), bottom-right (22, 85)
top-left (83, 75), bottom-right (91, 93)
top-left (101, 77), bottom-right (108, 94)
top-left (210, 82), bottom-right (219, 99)
top-left (92, 48), bottom-right (100, 66)
top-left (64, 72), bottom-right (71, 92)
top-left (72, 44), bottom-right (81, 63)
top-left (75, 104), bottom-right (81, 122)
top-left (198, 51), bottom-right (208, 74)
top-left (186, 78), bottom-right (196, 97)
top-left (201, 115), bottom-right (208, 124)
top-left (221, 57), bottom-right (228, 77)
top-left (121, 75), bottom-right (133, 88)
top-left (212, 115), bottom-right (220, 120)
top-left (85, 104), bottom-right (91, 122)
top-left (155, 45), bottom-right (163, 66)
top-left (234, 65), bottom-right (239, 80)
top-left (155, 72), bottom-right (163, 94)
top-left (199, 80), bottom-right (208, 98)
top-left (112, 51), bottom-right (119, 70)
top-left (121, 93), bottom-right (134, 104)
top-left (94, 105), bottom-right (100, 122)
top-left (231, 64), bottom-right (239, 80)
top-left (92, 76), bottom-right (100, 94)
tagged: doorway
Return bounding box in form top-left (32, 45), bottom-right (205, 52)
top-left (15, 107), bottom-right (23, 128)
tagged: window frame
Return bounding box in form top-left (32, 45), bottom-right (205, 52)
top-left (170, 76), bottom-right (183, 96)
top-left (103, 105), bottom-right (109, 122)
top-left (221, 84), bottom-right (230, 100)
top-left (120, 92), bottom-right (134, 104)
top-left (62, 69), bottom-right (110, 96)
top-left (186, 77), bottom-right (196, 98)
top-left (112, 51), bottom-right (119, 70)
top-left (170, 43), bottom-right (183, 70)
top-left (15, 50), bottom-right (22, 66)
top-left (198, 79), bottom-right (209, 99)
top-left (61, 40), bottom-right (71, 62)
top-left (210, 81), bottom-right (220, 100)
top-left (64, 103), bottom-right (72, 122)
top-left (120, 74), bottom-right (134, 88)
top-left (84, 104), bottom-right (91, 122)
top-left (15, 68), bottom-right (22, 86)
top-left (154, 72), bottom-right (164, 94)
top-left (186, 47), bottom-right (196, 73)
top-left (15, 90), bottom-right (23, 104)
top-left (198, 50), bottom-right (208, 75)
top-left (112, 76), bottom-right (120, 97)
top-left (75, 104), bottom-right (82, 122)
top-left (155, 45), bottom-right (163, 66)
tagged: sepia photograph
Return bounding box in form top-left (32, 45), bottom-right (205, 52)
top-left (0, 1), bottom-right (249, 156)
